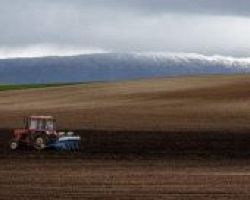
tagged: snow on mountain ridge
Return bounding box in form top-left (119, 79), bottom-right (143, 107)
top-left (131, 52), bottom-right (250, 69)
top-left (0, 52), bottom-right (250, 84)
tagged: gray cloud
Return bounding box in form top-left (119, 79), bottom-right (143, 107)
top-left (0, 0), bottom-right (250, 57)
top-left (22, 0), bottom-right (250, 17)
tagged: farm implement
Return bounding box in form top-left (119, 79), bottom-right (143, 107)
top-left (9, 115), bottom-right (81, 151)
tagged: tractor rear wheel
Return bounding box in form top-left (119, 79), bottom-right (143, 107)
top-left (34, 135), bottom-right (48, 150)
top-left (9, 139), bottom-right (19, 150)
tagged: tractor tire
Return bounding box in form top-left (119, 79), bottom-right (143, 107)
top-left (9, 139), bottom-right (19, 151)
top-left (33, 134), bottom-right (48, 150)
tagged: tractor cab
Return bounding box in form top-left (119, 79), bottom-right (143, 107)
top-left (25, 116), bottom-right (56, 132)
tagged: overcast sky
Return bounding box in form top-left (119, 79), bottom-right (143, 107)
top-left (1, 0), bottom-right (250, 58)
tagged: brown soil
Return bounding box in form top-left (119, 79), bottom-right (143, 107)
top-left (1, 128), bottom-right (250, 199)
top-left (2, 157), bottom-right (250, 200)
top-left (1, 74), bottom-right (250, 199)
top-left (0, 74), bottom-right (250, 132)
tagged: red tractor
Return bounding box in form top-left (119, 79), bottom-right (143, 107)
top-left (9, 115), bottom-right (81, 151)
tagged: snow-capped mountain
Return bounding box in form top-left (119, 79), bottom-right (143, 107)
top-left (0, 53), bottom-right (250, 84)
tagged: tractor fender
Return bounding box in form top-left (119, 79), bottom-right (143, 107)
top-left (30, 132), bottom-right (48, 141)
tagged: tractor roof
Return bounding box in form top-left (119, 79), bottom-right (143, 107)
top-left (30, 115), bottom-right (54, 119)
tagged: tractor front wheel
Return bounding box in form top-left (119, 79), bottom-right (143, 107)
top-left (9, 139), bottom-right (19, 150)
top-left (34, 135), bottom-right (48, 150)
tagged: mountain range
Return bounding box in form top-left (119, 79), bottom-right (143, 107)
top-left (0, 53), bottom-right (250, 84)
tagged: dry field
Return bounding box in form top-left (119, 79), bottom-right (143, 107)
top-left (1, 157), bottom-right (250, 200)
top-left (0, 74), bottom-right (250, 132)
top-left (1, 74), bottom-right (250, 199)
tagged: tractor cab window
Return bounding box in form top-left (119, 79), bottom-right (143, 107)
top-left (29, 118), bottom-right (55, 130)
top-left (29, 119), bottom-right (45, 130)
top-left (37, 119), bottom-right (44, 130)
top-left (30, 119), bottom-right (38, 130)
top-left (46, 120), bottom-right (54, 131)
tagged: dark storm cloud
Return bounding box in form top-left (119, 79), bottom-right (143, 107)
top-left (0, 0), bottom-right (250, 57)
